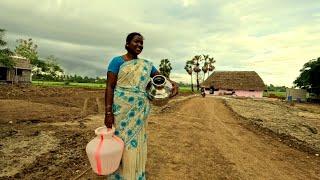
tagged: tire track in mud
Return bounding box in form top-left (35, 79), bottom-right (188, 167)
top-left (81, 98), bottom-right (89, 118)
top-left (147, 97), bottom-right (241, 179)
top-left (180, 97), bottom-right (241, 179)
top-left (95, 97), bottom-right (104, 114)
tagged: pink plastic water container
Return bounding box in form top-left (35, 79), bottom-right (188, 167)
top-left (86, 127), bottom-right (124, 175)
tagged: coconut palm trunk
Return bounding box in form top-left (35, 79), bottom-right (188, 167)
top-left (185, 60), bottom-right (194, 92)
top-left (196, 72), bottom-right (199, 91)
top-left (191, 74), bottom-right (194, 92)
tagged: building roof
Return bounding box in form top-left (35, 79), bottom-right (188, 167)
top-left (201, 71), bottom-right (265, 91)
top-left (0, 55), bottom-right (32, 70)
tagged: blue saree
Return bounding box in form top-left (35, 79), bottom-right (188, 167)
top-left (108, 59), bottom-right (153, 180)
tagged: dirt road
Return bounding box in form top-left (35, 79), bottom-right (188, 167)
top-left (146, 97), bottom-right (320, 180)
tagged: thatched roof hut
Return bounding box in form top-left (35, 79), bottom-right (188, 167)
top-left (201, 71), bottom-right (265, 91)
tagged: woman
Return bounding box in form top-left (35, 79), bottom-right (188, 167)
top-left (105, 32), bottom-right (178, 180)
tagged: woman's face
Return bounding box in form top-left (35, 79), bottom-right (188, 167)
top-left (127, 35), bottom-right (143, 55)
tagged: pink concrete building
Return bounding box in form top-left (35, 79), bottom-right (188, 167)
top-left (201, 71), bottom-right (265, 98)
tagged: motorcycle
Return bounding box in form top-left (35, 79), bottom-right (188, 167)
top-left (201, 88), bottom-right (206, 98)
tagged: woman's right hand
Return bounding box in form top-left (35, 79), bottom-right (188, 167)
top-left (104, 113), bottom-right (114, 128)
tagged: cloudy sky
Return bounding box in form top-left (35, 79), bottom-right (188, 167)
top-left (1, 0), bottom-right (319, 86)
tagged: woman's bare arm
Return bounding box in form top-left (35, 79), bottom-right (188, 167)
top-left (104, 72), bottom-right (117, 128)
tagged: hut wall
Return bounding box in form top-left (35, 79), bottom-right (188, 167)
top-left (234, 90), bottom-right (263, 98)
top-left (20, 70), bottom-right (31, 82)
top-left (6, 69), bottom-right (31, 83)
top-left (212, 89), bottom-right (263, 97)
top-left (6, 69), bottom-right (15, 81)
top-left (213, 90), bottom-right (232, 95)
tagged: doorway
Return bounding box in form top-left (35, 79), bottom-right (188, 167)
top-left (0, 67), bottom-right (7, 80)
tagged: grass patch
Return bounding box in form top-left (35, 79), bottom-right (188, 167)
top-left (263, 91), bottom-right (286, 98)
top-left (32, 81), bottom-right (105, 89)
top-left (179, 86), bottom-right (194, 93)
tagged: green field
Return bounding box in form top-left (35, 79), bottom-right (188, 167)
top-left (32, 81), bottom-right (106, 89)
top-left (33, 82), bottom-right (286, 97)
top-left (263, 91), bottom-right (286, 97)
top-left (178, 86), bottom-right (194, 93)
top-left (32, 81), bottom-right (195, 93)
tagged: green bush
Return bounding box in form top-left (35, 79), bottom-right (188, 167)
top-left (63, 81), bottom-right (70, 86)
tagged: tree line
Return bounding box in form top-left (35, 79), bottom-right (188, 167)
top-left (1, 28), bottom-right (176, 84)
top-left (158, 55), bottom-right (216, 92)
top-left (0, 29), bottom-right (105, 83)
top-left (1, 29), bottom-right (65, 80)
top-left (266, 84), bottom-right (287, 92)
top-left (294, 57), bottom-right (320, 95)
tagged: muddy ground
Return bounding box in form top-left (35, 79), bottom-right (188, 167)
top-left (225, 97), bottom-right (320, 153)
top-left (0, 86), bottom-right (319, 179)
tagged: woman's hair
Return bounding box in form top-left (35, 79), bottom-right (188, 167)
top-left (125, 32), bottom-right (144, 50)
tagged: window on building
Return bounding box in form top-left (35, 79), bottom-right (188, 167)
top-left (249, 90), bottom-right (255, 92)
top-left (17, 69), bottom-right (23, 76)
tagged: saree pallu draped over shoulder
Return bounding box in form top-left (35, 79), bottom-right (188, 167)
top-left (108, 59), bottom-right (153, 180)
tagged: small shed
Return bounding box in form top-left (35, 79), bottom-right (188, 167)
top-left (0, 56), bottom-right (32, 84)
top-left (201, 71), bottom-right (265, 98)
top-left (286, 88), bottom-right (307, 102)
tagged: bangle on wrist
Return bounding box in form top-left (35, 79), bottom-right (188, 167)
top-left (105, 111), bottom-right (112, 115)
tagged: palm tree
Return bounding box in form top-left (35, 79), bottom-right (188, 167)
top-left (191, 55), bottom-right (202, 91)
top-left (202, 54), bottom-right (209, 82)
top-left (184, 60), bottom-right (194, 92)
top-left (186, 55), bottom-right (216, 91)
top-left (207, 57), bottom-right (216, 77)
top-left (159, 59), bottom-right (172, 78)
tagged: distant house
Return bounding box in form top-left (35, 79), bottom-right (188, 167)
top-left (0, 56), bottom-right (32, 84)
top-left (201, 71), bottom-right (265, 98)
